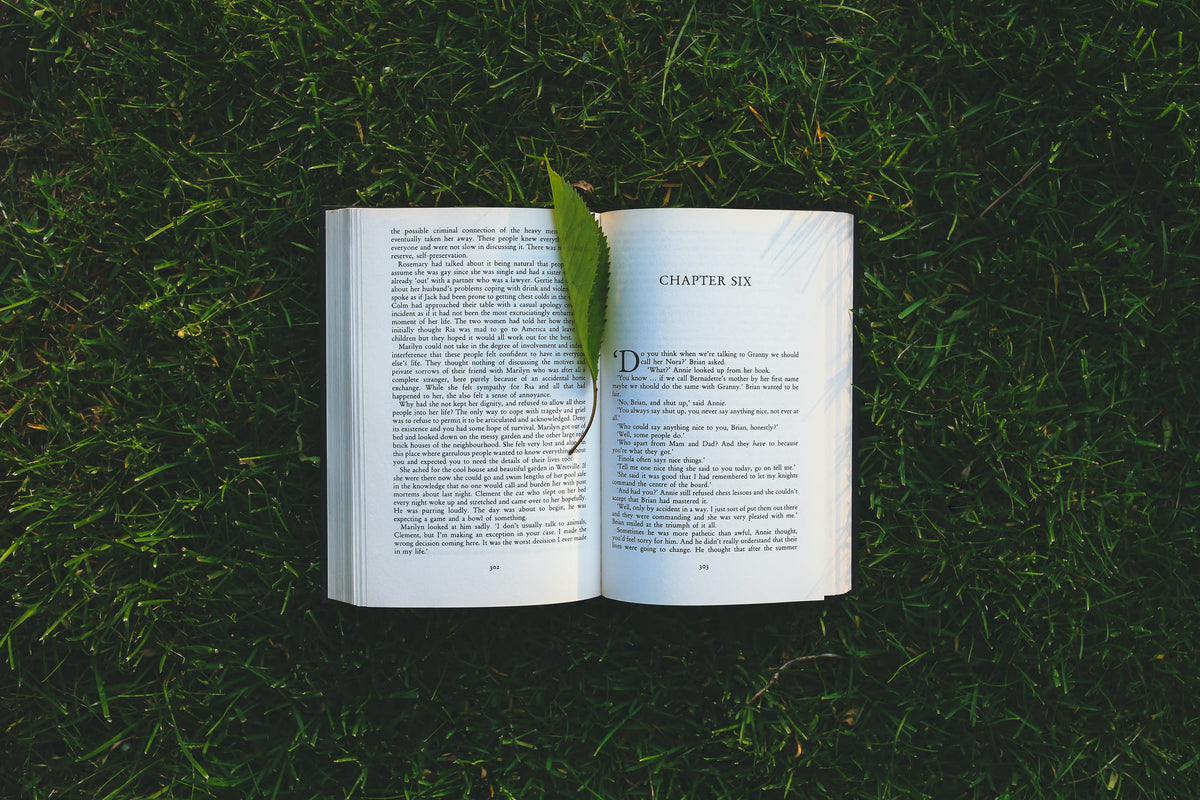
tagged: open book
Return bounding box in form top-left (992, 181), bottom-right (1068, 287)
top-left (325, 206), bottom-right (853, 607)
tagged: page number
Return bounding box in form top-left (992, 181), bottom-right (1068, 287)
top-left (489, 565), bottom-right (500, 572)
top-left (699, 564), bottom-right (709, 571)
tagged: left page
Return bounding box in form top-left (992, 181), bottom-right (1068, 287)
top-left (326, 208), bottom-right (601, 607)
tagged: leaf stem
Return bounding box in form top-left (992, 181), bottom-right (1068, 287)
top-left (568, 379), bottom-right (598, 457)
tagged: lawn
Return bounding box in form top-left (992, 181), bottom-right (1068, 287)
top-left (2, 1), bottom-right (1198, 797)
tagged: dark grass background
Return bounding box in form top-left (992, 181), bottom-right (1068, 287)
top-left (2, 1), bottom-right (1198, 797)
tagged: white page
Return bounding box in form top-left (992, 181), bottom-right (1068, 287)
top-left (329, 208), bottom-right (602, 606)
top-left (597, 209), bottom-right (853, 605)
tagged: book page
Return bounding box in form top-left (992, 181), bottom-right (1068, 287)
top-left (597, 209), bottom-right (853, 605)
top-left (328, 208), bottom-right (601, 606)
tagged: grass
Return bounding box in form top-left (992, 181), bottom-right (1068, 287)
top-left (2, 0), bottom-right (1198, 797)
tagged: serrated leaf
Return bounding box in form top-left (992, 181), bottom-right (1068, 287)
top-left (548, 164), bottom-right (609, 381)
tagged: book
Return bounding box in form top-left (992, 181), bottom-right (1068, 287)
top-left (325, 206), bottom-right (854, 607)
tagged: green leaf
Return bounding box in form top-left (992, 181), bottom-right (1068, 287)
top-left (548, 164), bottom-right (609, 382)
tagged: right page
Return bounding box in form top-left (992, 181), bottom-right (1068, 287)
top-left (598, 209), bottom-right (853, 605)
